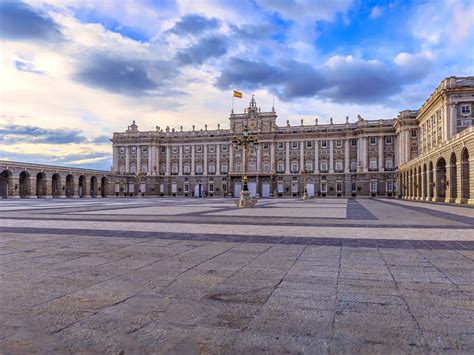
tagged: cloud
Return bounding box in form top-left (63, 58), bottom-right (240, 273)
top-left (369, 5), bottom-right (383, 19)
top-left (175, 35), bottom-right (228, 66)
top-left (75, 53), bottom-right (180, 96)
top-left (0, 124), bottom-right (88, 144)
top-left (0, 1), bottom-right (62, 42)
top-left (169, 14), bottom-right (220, 35)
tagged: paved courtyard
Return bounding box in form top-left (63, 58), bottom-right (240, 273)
top-left (0, 197), bottom-right (473, 354)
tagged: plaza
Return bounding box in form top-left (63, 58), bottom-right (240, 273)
top-left (1, 197), bottom-right (473, 353)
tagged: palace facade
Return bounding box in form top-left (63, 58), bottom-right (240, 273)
top-left (1, 76), bottom-right (473, 203)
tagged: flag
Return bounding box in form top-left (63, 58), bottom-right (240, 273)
top-left (233, 90), bottom-right (242, 98)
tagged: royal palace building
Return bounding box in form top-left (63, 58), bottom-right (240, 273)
top-left (1, 76), bottom-right (473, 203)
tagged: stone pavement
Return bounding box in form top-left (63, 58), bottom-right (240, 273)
top-left (0, 197), bottom-right (473, 354)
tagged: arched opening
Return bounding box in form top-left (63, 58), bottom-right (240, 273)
top-left (417, 166), bottom-right (422, 198)
top-left (436, 158), bottom-right (447, 200)
top-left (78, 175), bottom-right (86, 198)
top-left (101, 177), bottom-right (107, 198)
top-left (52, 173), bottom-right (61, 198)
top-left (0, 170), bottom-right (12, 198)
top-left (19, 171), bottom-right (30, 198)
top-left (422, 164), bottom-right (427, 199)
top-left (36, 172), bottom-right (47, 198)
top-left (66, 175), bottom-right (74, 198)
top-left (450, 152), bottom-right (457, 201)
top-left (461, 148), bottom-right (470, 202)
top-left (428, 161), bottom-right (434, 199)
top-left (90, 176), bottom-right (98, 198)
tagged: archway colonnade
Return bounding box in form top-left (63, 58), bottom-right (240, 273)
top-left (0, 162), bottom-right (112, 199)
top-left (399, 144), bottom-right (473, 204)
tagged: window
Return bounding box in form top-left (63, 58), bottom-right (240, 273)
top-left (235, 163), bottom-right (241, 172)
top-left (221, 163), bottom-right (228, 173)
top-left (305, 161), bottom-right (313, 171)
top-left (461, 104), bottom-right (471, 115)
top-left (336, 182), bottom-right (342, 192)
top-left (220, 144), bottom-right (227, 152)
top-left (263, 142), bottom-right (269, 149)
top-left (385, 136), bottom-right (393, 144)
top-left (184, 184), bottom-right (189, 193)
top-left (386, 181), bottom-right (393, 192)
top-left (292, 141), bottom-right (299, 149)
top-left (120, 147), bottom-right (125, 153)
top-left (351, 161), bottom-right (357, 172)
top-left (141, 165), bottom-right (147, 173)
top-left (352, 182), bottom-right (357, 192)
top-left (335, 160), bottom-right (343, 172)
top-left (160, 164), bottom-right (166, 174)
top-left (336, 140), bottom-right (342, 148)
top-left (369, 158), bottom-right (377, 170)
top-left (196, 145), bottom-right (202, 153)
top-left (171, 164), bottom-right (178, 174)
top-left (172, 146), bottom-right (178, 153)
top-left (184, 145), bottom-right (190, 153)
top-left (208, 164), bottom-right (215, 173)
top-left (411, 130), bottom-right (417, 138)
top-left (161, 146), bottom-right (166, 153)
top-left (278, 142), bottom-right (284, 150)
top-left (370, 181), bottom-right (377, 193)
top-left (277, 162), bottom-right (284, 173)
top-left (320, 161), bottom-right (328, 172)
top-left (222, 183), bottom-right (227, 192)
top-left (209, 144), bottom-right (215, 153)
top-left (320, 182), bottom-right (327, 193)
top-left (320, 141), bottom-right (327, 148)
top-left (196, 164), bottom-right (203, 174)
top-left (249, 162), bottom-right (256, 172)
top-left (263, 162), bottom-right (270, 172)
top-left (370, 137), bottom-right (377, 145)
top-left (209, 184), bottom-right (214, 192)
top-left (385, 158), bottom-right (393, 170)
top-left (291, 161), bottom-right (299, 173)
top-left (306, 141), bottom-right (313, 148)
top-left (351, 139), bottom-right (357, 146)
top-left (183, 164), bottom-right (190, 174)
top-left (131, 146), bottom-right (137, 153)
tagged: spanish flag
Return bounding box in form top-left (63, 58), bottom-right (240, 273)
top-left (233, 90), bottom-right (242, 98)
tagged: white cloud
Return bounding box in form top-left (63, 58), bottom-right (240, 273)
top-left (369, 5), bottom-right (383, 19)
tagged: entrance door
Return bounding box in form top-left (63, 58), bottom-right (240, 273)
top-left (262, 182), bottom-right (270, 198)
top-left (306, 183), bottom-right (315, 197)
top-left (194, 184), bottom-right (203, 197)
top-left (248, 182), bottom-right (257, 197)
top-left (234, 183), bottom-right (241, 197)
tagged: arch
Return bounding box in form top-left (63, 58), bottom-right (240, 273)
top-left (90, 176), bottom-right (98, 198)
top-left (66, 175), bottom-right (74, 198)
top-left (428, 161), bottom-right (434, 199)
top-left (52, 173), bottom-right (61, 198)
top-left (461, 148), bottom-right (470, 202)
top-left (78, 175), bottom-right (86, 198)
top-left (19, 171), bottom-right (30, 198)
top-left (101, 176), bottom-right (107, 198)
top-left (436, 157), bottom-right (447, 200)
top-left (0, 169), bottom-right (13, 198)
top-left (36, 172), bottom-right (47, 198)
top-left (450, 152), bottom-right (457, 201)
top-left (422, 164), bottom-right (427, 199)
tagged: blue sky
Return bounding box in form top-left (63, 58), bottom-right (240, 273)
top-left (0, 0), bottom-right (473, 170)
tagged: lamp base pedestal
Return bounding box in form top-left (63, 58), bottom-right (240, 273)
top-left (302, 192), bottom-right (308, 200)
top-left (235, 190), bottom-right (257, 208)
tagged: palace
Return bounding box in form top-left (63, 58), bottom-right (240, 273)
top-left (1, 76), bottom-right (473, 203)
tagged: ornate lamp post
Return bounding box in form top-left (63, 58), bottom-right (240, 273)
top-left (301, 169), bottom-right (311, 200)
top-left (135, 171), bottom-right (144, 197)
top-left (232, 124), bottom-right (258, 208)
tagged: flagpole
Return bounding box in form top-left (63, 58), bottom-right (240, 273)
top-left (232, 93), bottom-right (234, 113)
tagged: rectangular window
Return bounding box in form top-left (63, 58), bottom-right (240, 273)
top-left (292, 141), bottom-right (299, 149)
top-left (208, 164), bottom-right (215, 173)
top-left (370, 137), bottom-right (377, 145)
top-left (277, 162), bottom-right (284, 173)
top-left (184, 165), bottom-right (190, 174)
top-left (369, 158), bottom-right (377, 170)
top-left (278, 142), bottom-right (284, 150)
top-left (411, 130), bottom-right (417, 138)
top-left (222, 183), bottom-right (227, 192)
top-left (461, 104), bottom-right (471, 115)
top-left (209, 144), bottom-right (215, 153)
top-left (387, 181), bottom-right (393, 192)
top-left (291, 162), bottom-right (299, 173)
top-left (196, 165), bottom-right (203, 173)
top-left (320, 161), bottom-right (328, 172)
top-left (161, 146), bottom-right (166, 153)
top-left (336, 140), bottom-right (342, 148)
top-left (263, 142), bottom-right (269, 149)
top-left (305, 161), bottom-right (313, 171)
top-left (222, 144), bottom-right (228, 152)
top-left (196, 145), bottom-right (202, 153)
top-left (172, 146), bottom-right (178, 153)
top-left (351, 138), bottom-right (357, 146)
top-left (221, 163), bottom-right (228, 173)
top-left (351, 161), bottom-right (357, 172)
top-left (385, 136), bottom-right (393, 144)
top-left (370, 181), bottom-right (377, 193)
top-left (320, 182), bottom-right (327, 193)
top-left (184, 145), bottom-right (190, 153)
top-left (336, 182), bottom-right (342, 192)
top-left (385, 158), bottom-right (393, 170)
top-left (320, 141), bottom-right (327, 148)
top-left (209, 184), bottom-right (214, 192)
top-left (352, 182), bottom-right (357, 192)
top-left (306, 141), bottom-right (313, 148)
top-left (335, 160), bottom-right (343, 172)
top-left (184, 184), bottom-right (189, 193)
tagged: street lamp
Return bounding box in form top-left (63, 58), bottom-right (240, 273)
top-left (232, 123), bottom-right (258, 208)
top-left (135, 171), bottom-right (144, 197)
top-left (301, 169), bottom-right (311, 200)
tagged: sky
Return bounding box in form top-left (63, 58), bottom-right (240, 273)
top-left (0, 0), bottom-right (473, 170)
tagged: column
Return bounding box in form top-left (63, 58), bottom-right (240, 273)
top-left (357, 138), bottom-right (362, 172)
top-left (113, 146), bottom-right (119, 172)
top-left (28, 177), bottom-right (37, 198)
top-left (59, 179), bottom-right (67, 198)
top-left (362, 137), bottom-right (368, 172)
top-left (285, 142), bottom-right (290, 174)
top-left (203, 144), bottom-right (208, 175)
top-left (378, 137), bottom-right (384, 172)
top-left (314, 140), bottom-right (319, 173)
top-left (257, 143), bottom-right (262, 173)
top-left (216, 144), bottom-right (221, 175)
top-left (83, 178), bottom-right (91, 198)
top-left (403, 130), bottom-right (409, 164)
top-left (178, 145), bottom-right (183, 175)
top-left (229, 145), bottom-right (234, 173)
top-left (394, 136), bottom-right (399, 168)
top-left (137, 145), bottom-right (141, 174)
top-left (344, 139), bottom-right (350, 173)
top-left (148, 145), bottom-right (152, 174)
top-left (299, 142), bottom-right (304, 172)
top-left (125, 146), bottom-right (130, 173)
top-left (191, 145), bottom-right (195, 175)
top-left (329, 140), bottom-right (334, 173)
top-left (449, 103), bottom-right (457, 139)
top-left (155, 146), bottom-right (160, 175)
top-left (270, 142), bottom-right (275, 172)
top-left (165, 145), bottom-right (171, 175)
